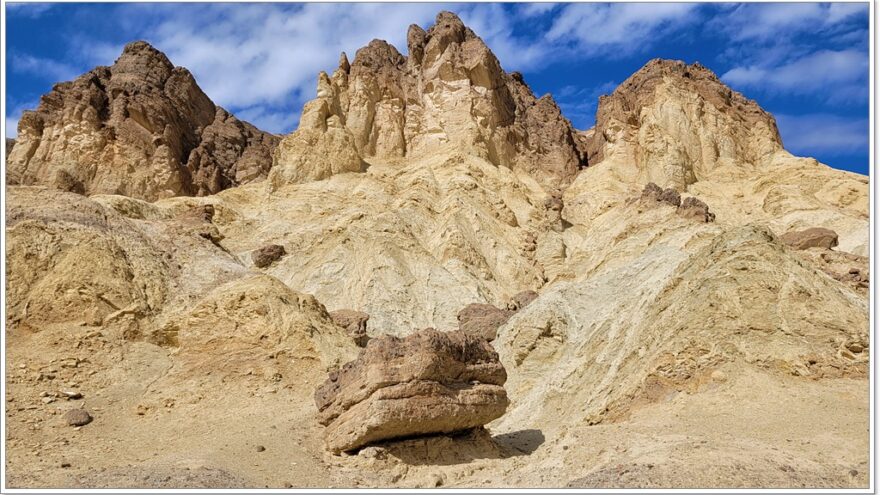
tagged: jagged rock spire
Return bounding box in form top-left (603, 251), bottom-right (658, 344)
top-left (272, 11), bottom-right (586, 190)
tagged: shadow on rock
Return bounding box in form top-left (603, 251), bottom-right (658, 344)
top-left (365, 427), bottom-right (545, 466)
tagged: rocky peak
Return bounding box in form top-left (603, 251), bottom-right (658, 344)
top-left (272, 11), bottom-right (586, 190)
top-left (7, 40), bottom-right (279, 201)
top-left (584, 58), bottom-right (784, 189)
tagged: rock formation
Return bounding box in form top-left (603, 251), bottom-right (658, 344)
top-left (329, 309), bottom-right (371, 347)
top-left (6, 41), bottom-right (279, 201)
top-left (583, 59), bottom-right (783, 188)
top-left (314, 329), bottom-right (508, 453)
top-left (456, 303), bottom-right (514, 341)
top-left (3, 9), bottom-right (871, 490)
top-left (506, 290), bottom-right (538, 311)
top-left (252, 244), bottom-right (287, 268)
top-left (779, 227), bottom-right (839, 250)
top-left (271, 11), bottom-right (586, 190)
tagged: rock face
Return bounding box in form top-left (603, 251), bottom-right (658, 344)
top-left (641, 182), bottom-right (681, 207)
top-left (779, 227), bottom-right (839, 250)
top-left (457, 303), bottom-right (514, 341)
top-left (507, 290), bottom-right (538, 311)
top-left (6, 41), bottom-right (279, 201)
top-left (329, 309), bottom-right (371, 347)
top-left (676, 196), bottom-right (715, 223)
top-left (584, 59), bottom-right (783, 189)
top-left (271, 11), bottom-right (585, 190)
top-left (314, 329), bottom-right (509, 453)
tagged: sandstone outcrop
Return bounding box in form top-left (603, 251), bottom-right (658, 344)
top-left (584, 59), bottom-right (782, 188)
top-left (641, 182), bottom-right (681, 207)
top-left (314, 329), bottom-right (509, 453)
top-left (329, 309), bottom-right (371, 347)
top-left (507, 290), bottom-right (538, 311)
top-left (271, 11), bottom-right (585, 190)
top-left (677, 196), bottom-right (715, 222)
top-left (251, 244), bottom-right (287, 268)
top-left (779, 227), bottom-right (839, 250)
top-left (457, 303), bottom-right (514, 341)
top-left (6, 41), bottom-right (279, 201)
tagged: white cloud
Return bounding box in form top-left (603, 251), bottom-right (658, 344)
top-left (775, 113), bottom-right (868, 157)
top-left (546, 3), bottom-right (699, 56)
top-left (10, 53), bottom-right (80, 81)
top-left (517, 3), bottom-right (558, 18)
top-left (133, 3), bottom-right (441, 112)
top-left (6, 3), bottom-right (54, 18)
top-left (713, 3), bottom-right (867, 42)
top-left (721, 49), bottom-right (868, 102)
top-left (235, 105), bottom-right (298, 135)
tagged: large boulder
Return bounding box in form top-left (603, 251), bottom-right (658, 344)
top-left (314, 329), bottom-right (509, 453)
top-left (780, 227), bottom-right (839, 250)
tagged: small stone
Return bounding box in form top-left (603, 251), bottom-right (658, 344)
top-left (710, 370), bottom-right (727, 382)
top-left (63, 409), bottom-right (92, 427)
top-left (256, 445), bottom-right (266, 452)
top-left (60, 390), bottom-right (83, 400)
top-left (60, 462), bottom-right (71, 468)
top-left (849, 267), bottom-right (861, 275)
top-left (846, 342), bottom-right (865, 354)
top-left (42, 397), bottom-right (55, 404)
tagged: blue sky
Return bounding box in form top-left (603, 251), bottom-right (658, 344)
top-left (4, 2), bottom-right (871, 174)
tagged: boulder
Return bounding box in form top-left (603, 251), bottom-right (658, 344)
top-left (457, 303), bottom-right (514, 341)
top-left (314, 329), bottom-right (509, 453)
top-left (251, 244), bottom-right (286, 268)
top-left (329, 309), bottom-right (371, 347)
top-left (677, 196), bottom-right (716, 222)
top-left (780, 227), bottom-right (839, 250)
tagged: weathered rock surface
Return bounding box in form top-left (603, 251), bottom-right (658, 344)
top-left (677, 196), bottom-right (715, 222)
top-left (641, 182), bottom-right (681, 207)
top-left (271, 11), bottom-right (585, 190)
top-left (314, 329), bottom-right (509, 453)
top-left (584, 59), bottom-right (782, 188)
top-left (564, 59), bottom-right (867, 255)
top-left (6, 41), bottom-right (279, 201)
top-left (779, 227), bottom-right (839, 250)
top-left (329, 309), bottom-right (371, 347)
top-left (3, 10), bottom-right (871, 490)
top-left (252, 244), bottom-right (286, 268)
top-left (457, 303), bottom-right (514, 341)
top-left (507, 290), bottom-right (538, 311)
